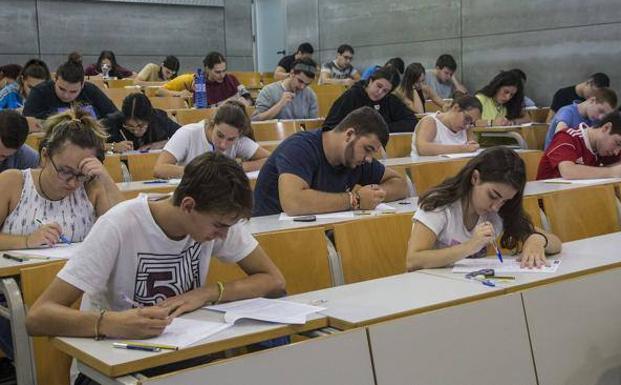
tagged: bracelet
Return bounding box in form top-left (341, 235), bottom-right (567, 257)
top-left (214, 281), bottom-right (224, 305)
top-left (94, 309), bottom-right (106, 340)
top-left (531, 231), bottom-right (549, 248)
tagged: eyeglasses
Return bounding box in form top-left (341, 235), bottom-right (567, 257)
top-left (122, 121), bottom-right (148, 131)
top-left (462, 111), bottom-right (476, 128)
top-left (49, 156), bottom-right (91, 183)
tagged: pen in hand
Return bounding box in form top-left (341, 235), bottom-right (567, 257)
top-left (35, 219), bottom-right (71, 245)
top-left (485, 219), bottom-right (503, 263)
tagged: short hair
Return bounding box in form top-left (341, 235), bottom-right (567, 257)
top-left (370, 66), bottom-right (400, 90)
top-left (0, 64), bottom-right (23, 80)
top-left (203, 52), bottom-right (226, 69)
top-left (333, 106), bottom-right (389, 148)
top-left (589, 73), bottom-right (610, 88)
top-left (40, 108), bottom-right (108, 161)
top-left (452, 95), bottom-right (483, 112)
top-left (21, 59), bottom-right (50, 81)
top-left (208, 100), bottom-right (252, 138)
top-left (297, 42), bottom-right (314, 55)
top-left (337, 44), bottom-right (354, 55)
top-left (435, 54), bottom-right (457, 72)
top-left (591, 88), bottom-right (618, 109)
top-left (594, 110), bottom-right (621, 135)
top-left (384, 57), bottom-right (405, 75)
top-left (291, 58), bottom-right (317, 79)
top-left (0, 110), bottom-right (29, 149)
top-left (162, 55), bottom-right (180, 73)
top-left (57, 59), bottom-right (84, 83)
top-left (122, 93), bottom-right (154, 122)
top-left (172, 152), bottom-right (253, 218)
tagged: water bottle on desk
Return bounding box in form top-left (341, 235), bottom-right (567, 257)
top-left (194, 68), bottom-right (207, 108)
top-left (101, 63), bottom-right (111, 80)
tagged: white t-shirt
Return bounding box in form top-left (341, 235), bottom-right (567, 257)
top-left (411, 112), bottom-right (468, 157)
top-left (57, 196), bottom-right (258, 311)
top-left (413, 199), bottom-right (503, 258)
top-left (163, 121), bottom-right (260, 166)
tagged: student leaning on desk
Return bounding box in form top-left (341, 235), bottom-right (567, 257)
top-left (407, 147), bottom-right (561, 271)
top-left (26, 154), bottom-right (285, 358)
top-left (474, 70), bottom-right (531, 127)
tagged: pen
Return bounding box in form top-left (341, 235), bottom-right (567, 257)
top-left (35, 219), bottom-right (71, 245)
top-left (112, 342), bottom-right (161, 352)
top-left (120, 129), bottom-right (128, 141)
top-left (118, 341), bottom-right (178, 351)
top-left (485, 220), bottom-right (503, 263)
top-left (121, 294), bottom-right (144, 308)
top-left (3, 253), bottom-right (49, 261)
top-left (2, 254), bottom-right (25, 263)
top-left (543, 181), bottom-right (572, 185)
top-left (143, 180), bottom-right (168, 184)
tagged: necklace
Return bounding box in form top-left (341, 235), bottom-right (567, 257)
top-left (37, 169), bottom-right (61, 201)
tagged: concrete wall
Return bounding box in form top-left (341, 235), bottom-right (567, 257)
top-left (284, 0), bottom-right (621, 105)
top-left (1, 0), bottom-right (254, 74)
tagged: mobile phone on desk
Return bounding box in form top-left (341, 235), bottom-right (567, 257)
top-left (293, 215), bottom-right (317, 222)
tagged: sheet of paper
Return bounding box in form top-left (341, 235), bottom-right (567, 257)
top-left (167, 178), bottom-right (181, 185)
top-left (440, 151), bottom-right (482, 159)
top-left (374, 203), bottom-right (397, 212)
top-left (451, 257), bottom-right (560, 274)
top-left (9, 242), bottom-right (82, 260)
top-left (279, 211), bottom-right (355, 220)
top-left (205, 298), bottom-right (325, 324)
top-left (543, 177), bottom-right (620, 185)
top-left (124, 318), bottom-right (231, 348)
top-left (245, 170), bottom-right (260, 179)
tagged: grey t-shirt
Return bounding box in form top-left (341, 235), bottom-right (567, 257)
top-left (252, 81), bottom-right (318, 121)
top-left (425, 69), bottom-right (456, 99)
top-left (0, 145), bottom-right (39, 172)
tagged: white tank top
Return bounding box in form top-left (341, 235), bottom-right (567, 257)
top-left (1, 169), bottom-right (97, 242)
top-left (411, 112), bottom-right (468, 157)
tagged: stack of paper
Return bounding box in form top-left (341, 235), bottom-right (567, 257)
top-left (124, 318), bottom-right (231, 348)
top-left (205, 298), bottom-right (325, 324)
top-left (451, 257), bottom-right (560, 274)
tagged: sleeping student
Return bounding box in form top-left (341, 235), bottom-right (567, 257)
top-left (406, 147), bottom-right (561, 271)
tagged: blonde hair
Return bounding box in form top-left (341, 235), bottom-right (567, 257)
top-left (40, 108), bottom-right (108, 159)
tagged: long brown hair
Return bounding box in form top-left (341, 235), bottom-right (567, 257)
top-left (207, 100), bottom-right (254, 140)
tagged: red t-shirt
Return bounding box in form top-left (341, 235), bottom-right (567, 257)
top-left (537, 126), bottom-right (619, 179)
top-left (206, 74), bottom-right (240, 105)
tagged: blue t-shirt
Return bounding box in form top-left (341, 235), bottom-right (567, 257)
top-left (253, 129), bottom-right (386, 216)
top-left (544, 101), bottom-right (592, 149)
top-left (360, 65), bottom-right (381, 81)
top-left (0, 83), bottom-right (23, 110)
top-left (0, 145), bottom-right (39, 173)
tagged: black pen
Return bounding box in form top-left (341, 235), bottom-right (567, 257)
top-left (112, 342), bottom-right (161, 352)
top-left (2, 254), bottom-right (25, 263)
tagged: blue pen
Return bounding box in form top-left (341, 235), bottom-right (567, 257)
top-left (143, 179), bottom-right (168, 185)
top-left (35, 219), bottom-right (70, 245)
top-left (491, 239), bottom-right (503, 263)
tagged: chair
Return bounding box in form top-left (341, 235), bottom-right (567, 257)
top-left (86, 78), bottom-right (107, 91)
top-left (309, 84), bottom-right (347, 117)
top-left (103, 155), bottom-right (123, 182)
top-left (295, 118), bottom-right (324, 131)
top-left (104, 88), bottom-right (141, 110)
top-left (251, 120), bottom-right (299, 141)
top-left (542, 185), bottom-right (620, 242)
top-left (148, 96), bottom-right (188, 110)
top-left (21, 261), bottom-right (71, 385)
top-left (260, 72), bottom-right (276, 86)
top-left (520, 151), bottom-right (543, 181)
top-left (522, 195), bottom-right (543, 229)
top-left (106, 79), bottom-right (135, 88)
top-left (126, 152), bottom-right (160, 181)
top-left (25, 133), bottom-right (45, 152)
top-left (229, 72), bottom-right (262, 89)
top-left (174, 108), bottom-right (217, 126)
top-left (334, 213), bottom-right (413, 284)
top-left (407, 159), bottom-right (469, 196)
top-left (207, 227), bottom-right (332, 295)
top-left (385, 133), bottom-right (413, 158)
top-left (526, 107), bottom-right (550, 123)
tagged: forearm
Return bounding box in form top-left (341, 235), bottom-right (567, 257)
top-left (253, 103), bottom-right (284, 121)
top-left (153, 164), bottom-right (185, 179)
top-left (242, 158), bottom-right (266, 172)
top-left (281, 190), bottom-right (350, 216)
top-left (156, 88), bottom-right (182, 97)
top-left (380, 176), bottom-right (409, 201)
top-left (0, 234), bottom-right (29, 251)
top-left (27, 303), bottom-right (99, 337)
top-left (558, 163), bottom-right (617, 179)
top-left (407, 242), bottom-right (473, 270)
top-left (219, 272), bottom-right (286, 302)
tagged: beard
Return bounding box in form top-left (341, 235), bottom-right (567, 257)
top-left (343, 139), bottom-right (358, 168)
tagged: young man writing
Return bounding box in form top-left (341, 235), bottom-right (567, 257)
top-left (253, 106), bottom-right (409, 216)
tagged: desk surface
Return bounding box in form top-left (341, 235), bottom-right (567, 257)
top-left (381, 149), bottom-right (540, 168)
top-left (55, 309), bottom-right (327, 378)
top-left (286, 271), bottom-right (502, 329)
top-left (523, 178), bottom-right (621, 197)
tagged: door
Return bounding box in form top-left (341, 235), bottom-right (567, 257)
top-left (253, 0), bottom-right (287, 73)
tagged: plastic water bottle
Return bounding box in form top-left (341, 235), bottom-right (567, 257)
top-left (101, 63), bottom-right (111, 80)
top-left (194, 68), bottom-right (207, 108)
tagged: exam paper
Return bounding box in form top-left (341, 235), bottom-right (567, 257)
top-left (278, 203), bottom-right (396, 220)
top-left (125, 318), bottom-right (231, 348)
top-left (543, 177), bottom-right (621, 185)
top-left (205, 298), bottom-right (325, 324)
top-left (9, 243), bottom-right (82, 260)
top-left (440, 150), bottom-right (483, 159)
top-left (451, 257), bottom-right (560, 274)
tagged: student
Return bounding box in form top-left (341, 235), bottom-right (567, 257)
top-left (253, 106), bottom-right (409, 216)
top-left (26, 152), bottom-right (286, 385)
top-left (23, 58), bottom-right (118, 120)
top-left (134, 55), bottom-right (180, 86)
top-left (425, 54), bottom-right (468, 99)
top-left (0, 110), bottom-right (39, 172)
top-left (155, 101), bottom-right (269, 177)
top-left (0, 107), bottom-right (123, 251)
top-left (510, 68), bottom-right (536, 108)
top-left (360, 57), bottom-right (404, 81)
top-left (549, 73), bottom-right (610, 117)
top-left (274, 42), bottom-right (314, 81)
top-left (406, 146), bottom-right (561, 271)
top-left (475, 70), bottom-right (530, 126)
top-left (544, 88), bottom-right (617, 149)
top-left (159, 52), bottom-right (250, 106)
top-left (84, 50), bottom-right (134, 79)
top-left (102, 93), bottom-right (180, 153)
top-left (395, 62), bottom-right (449, 114)
top-left (411, 95), bottom-right (482, 156)
top-left (0, 59), bottom-right (51, 111)
top-left (0, 64), bottom-right (22, 109)
top-left (252, 58), bottom-right (318, 121)
top-left (319, 44), bottom-right (360, 86)
top-left (537, 111), bottom-right (621, 180)
top-left (324, 66), bottom-right (417, 133)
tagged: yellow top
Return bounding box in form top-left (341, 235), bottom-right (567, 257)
top-left (475, 93), bottom-right (507, 120)
top-left (163, 73), bottom-right (194, 91)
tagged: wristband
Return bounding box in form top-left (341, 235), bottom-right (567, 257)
top-left (214, 281), bottom-right (224, 305)
top-left (95, 309), bottom-right (107, 340)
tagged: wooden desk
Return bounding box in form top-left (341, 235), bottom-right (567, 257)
top-left (55, 310), bottom-right (327, 378)
top-left (474, 123), bottom-right (548, 150)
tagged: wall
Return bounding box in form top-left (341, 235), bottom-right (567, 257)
top-left (0, 0), bottom-right (254, 74)
top-left (284, 0), bottom-right (621, 105)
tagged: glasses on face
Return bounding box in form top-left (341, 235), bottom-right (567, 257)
top-left (49, 156), bottom-right (91, 183)
top-left (123, 120), bottom-right (148, 131)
